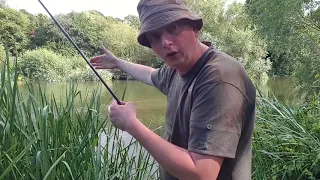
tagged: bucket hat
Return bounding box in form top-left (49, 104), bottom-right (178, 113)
top-left (137, 0), bottom-right (203, 48)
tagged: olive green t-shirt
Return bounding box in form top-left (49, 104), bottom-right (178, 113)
top-left (151, 47), bottom-right (256, 180)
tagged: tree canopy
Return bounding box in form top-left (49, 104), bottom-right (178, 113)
top-left (0, 0), bottom-right (318, 89)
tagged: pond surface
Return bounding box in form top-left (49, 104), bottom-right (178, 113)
top-left (18, 77), bottom-right (301, 171)
top-left (21, 77), bottom-right (299, 130)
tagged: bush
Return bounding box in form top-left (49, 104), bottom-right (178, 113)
top-left (18, 48), bottom-right (73, 81)
top-left (69, 67), bottom-right (113, 81)
top-left (17, 48), bottom-right (115, 82)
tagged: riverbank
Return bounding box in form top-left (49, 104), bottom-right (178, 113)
top-left (1, 57), bottom-right (319, 179)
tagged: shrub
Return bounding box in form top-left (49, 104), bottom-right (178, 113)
top-left (18, 48), bottom-right (72, 81)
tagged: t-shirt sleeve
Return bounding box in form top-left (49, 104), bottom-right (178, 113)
top-left (151, 64), bottom-right (172, 95)
top-left (188, 81), bottom-right (246, 158)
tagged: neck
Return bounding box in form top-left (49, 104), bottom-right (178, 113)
top-left (178, 41), bottom-right (209, 75)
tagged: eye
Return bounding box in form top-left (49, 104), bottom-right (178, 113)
top-left (167, 24), bottom-right (179, 34)
top-left (152, 32), bottom-right (161, 39)
top-left (147, 32), bottom-right (161, 43)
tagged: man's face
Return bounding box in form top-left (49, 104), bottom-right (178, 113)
top-left (146, 19), bottom-right (199, 70)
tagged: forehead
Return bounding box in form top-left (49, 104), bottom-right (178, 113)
top-left (146, 19), bottom-right (193, 34)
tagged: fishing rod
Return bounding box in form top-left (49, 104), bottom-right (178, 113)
top-left (37, 0), bottom-right (121, 105)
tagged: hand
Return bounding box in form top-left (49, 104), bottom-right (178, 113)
top-left (90, 47), bottom-right (118, 69)
top-left (108, 99), bottom-right (139, 132)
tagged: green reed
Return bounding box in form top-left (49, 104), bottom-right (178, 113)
top-left (0, 46), bottom-right (159, 180)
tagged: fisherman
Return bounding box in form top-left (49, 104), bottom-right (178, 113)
top-left (90, 0), bottom-right (256, 179)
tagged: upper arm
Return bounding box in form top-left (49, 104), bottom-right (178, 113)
top-left (188, 80), bottom-right (247, 158)
top-left (150, 64), bottom-right (174, 95)
top-left (147, 69), bottom-right (156, 86)
top-left (186, 80), bottom-right (247, 179)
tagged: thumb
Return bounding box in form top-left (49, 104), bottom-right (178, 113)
top-left (127, 101), bottom-right (134, 107)
top-left (103, 47), bottom-right (109, 54)
top-left (101, 45), bottom-right (109, 54)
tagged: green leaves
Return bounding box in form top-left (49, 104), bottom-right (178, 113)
top-left (17, 48), bottom-right (71, 81)
top-left (253, 92), bottom-right (320, 179)
top-left (0, 49), bottom-right (158, 179)
top-left (187, 0), bottom-right (271, 82)
top-left (0, 7), bottom-right (30, 55)
top-left (247, 0), bottom-right (320, 89)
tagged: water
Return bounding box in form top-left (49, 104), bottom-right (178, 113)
top-left (18, 77), bottom-right (300, 175)
top-left (18, 77), bottom-right (300, 135)
top-left (19, 77), bottom-right (298, 127)
top-left (20, 80), bottom-right (168, 132)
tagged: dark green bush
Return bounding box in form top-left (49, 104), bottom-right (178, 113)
top-left (18, 48), bottom-right (74, 81)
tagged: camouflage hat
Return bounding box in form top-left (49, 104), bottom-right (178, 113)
top-left (137, 0), bottom-right (203, 48)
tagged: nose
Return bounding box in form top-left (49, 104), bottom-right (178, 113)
top-left (161, 33), bottom-right (173, 48)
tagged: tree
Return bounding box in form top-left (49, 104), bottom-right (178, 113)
top-left (186, 0), bottom-right (271, 82)
top-left (124, 15), bottom-right (140, 29)
top-left (246, 0), bottom-right (320, 89)
top-left (0, 7), bottom-right (30, 56)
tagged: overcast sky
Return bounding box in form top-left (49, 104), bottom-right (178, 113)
top-left (6, 0), bottom-right (245, 19)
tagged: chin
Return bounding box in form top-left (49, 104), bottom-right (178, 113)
top-left (168, 59), bottom-right (186, 68)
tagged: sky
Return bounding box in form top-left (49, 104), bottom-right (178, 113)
top-left (6, 0), bottom-right (245, 19)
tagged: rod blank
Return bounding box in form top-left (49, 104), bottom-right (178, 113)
top-left (38, 0), bottom-right (121, 105)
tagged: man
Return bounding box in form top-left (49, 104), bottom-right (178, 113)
top-left (90, 0), bottom-right (256, 179)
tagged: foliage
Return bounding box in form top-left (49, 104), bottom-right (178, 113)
top-left (17, 48), bottom-right (72, 81)
top-left (1, 0), bottom-right (318, 87)
top-left (123, 15), bottom-right (140, 29)
top-left (26, 11), bottom-right (159, 71)
top-left (0, 49), bottom-right (159, 179)
top-left (0, 43), bottom-right (4, 67)
top-left (17, 48), bottom-right (113, 82)
top-left (0, 7), bottom-right (30, 55)
top-left (186, 0), bottom-right (271, 82)
top-left (253, 91), bottom-right (320, 179)
top-left (246, 0), bottom-right (320, 89)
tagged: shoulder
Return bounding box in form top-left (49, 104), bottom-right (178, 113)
top-left (151, 64), bottom-right (177, 83)
top-left (151, 64), bottom-right (177, 95)
top-left (195, 50), bottom-right (256, 105)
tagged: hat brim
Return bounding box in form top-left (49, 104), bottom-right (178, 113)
top-left (137, 11), bottom-right (203, 48)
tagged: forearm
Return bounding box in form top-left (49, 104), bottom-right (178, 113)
top-left (128, 120), bottom-right (200, 180)
top-left (116, 58), bottom-right (155, 86)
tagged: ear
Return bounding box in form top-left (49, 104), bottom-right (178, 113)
top-left (193, 27), bottom-right (199, 38)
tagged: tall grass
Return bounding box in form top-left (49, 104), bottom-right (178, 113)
top-left (0, 46), bottom-right (159, 179)
top-left (2, 44), bottom-right (320, 180)
top-left (253, 90), bottom-right (320, 180)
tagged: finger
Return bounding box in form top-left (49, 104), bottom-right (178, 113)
top-left (90, 62), bottom-right (102, 66)
top-left (111, 99), bottom-right (119, 105)
top-left (103, 47), bottom-right (109, 54)
top-left (107, 105), bottom-right (111, 113)
top-left (91, 64), bottom-right (103, 68)
top-left (90, 55), bottom-right (104, 63)
top-left (94, 66), bottom-right (106, 69)
top-left (127, 101), bottom-right (134, 107)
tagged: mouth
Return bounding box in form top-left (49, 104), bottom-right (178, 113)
top-left (166, 52), bottom-right (178, 58)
